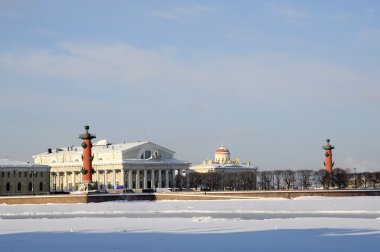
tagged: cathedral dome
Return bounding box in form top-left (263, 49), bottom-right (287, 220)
top-left (215, 146), bottom-right (230, 153)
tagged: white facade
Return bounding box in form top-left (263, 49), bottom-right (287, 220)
top-left (33, 140), bottom-right (190, 192)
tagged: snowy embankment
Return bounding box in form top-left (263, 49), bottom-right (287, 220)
top-left (1, 197), bottom-right (380, 251)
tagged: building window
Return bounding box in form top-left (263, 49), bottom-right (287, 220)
top-left (140, 150), bottom-right (152, 159)
top-left (24, 172), bottom-right (27, 178)
top-left (1, 172), bottom-right (4, 178)
top-left (19, 172), bottom-right (21, 178)
top-left (17, 182), bottom-right (22, 191)
top-left (39, 182), bottom-right (43, 191)
top-left (6, 182), bottom-right (10, 191)
top-left (29, 182), bottom-right (32, 192)
top-left (7, 172), bottom-right (10, 178)
top-left (40, 172), bottom-right (43, 177)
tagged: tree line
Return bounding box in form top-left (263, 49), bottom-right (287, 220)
top-left (187, 168), bottom-right (380, 191)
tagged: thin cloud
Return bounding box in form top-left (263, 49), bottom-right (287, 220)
top-left (357, 28), bottom-right (380, 46)
top-left (367, 8), bottom-right (376, 16)
top-left (270, 3), bottom-right (310, 21)
top-left (0, 9), bottom-right (20, 20)
top-left (328, 11), bottom-right (355, 23)
top-left (29, 27), bottom-right (59, 37)
top-left (151, 10), bottom-right (178, 20)
top-left (150, 4), bottom-right (212, 20)
top-left (0, 41), bottom-right (370, 105)
top-left (0, 43), bottom-right (172, 86)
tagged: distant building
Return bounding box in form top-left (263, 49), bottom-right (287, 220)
top-left (190, 146), bottom-right (257, 173)
top-left (0, 159), bottom-right (50, 195)
top-left (33, 140), bottom-right (190, 192)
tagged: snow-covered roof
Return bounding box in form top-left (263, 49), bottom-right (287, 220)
top-left (191, 163), bottom-right (257, 170)
top-left (93, 139), bottom-right (110, 146)
top-left (209, 163), bottom-right (256, 169)
top-left (0, 159), bottom-right (48, 168)
top-left (123, 159), bottom-right (190, 165)
top-left (0, 159), bottom-right (30, 167)
top-left (34, 141), bottom-right (175, 156)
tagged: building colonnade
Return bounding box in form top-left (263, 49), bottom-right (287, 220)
top-left (51, 166), bottom-right (190, 192)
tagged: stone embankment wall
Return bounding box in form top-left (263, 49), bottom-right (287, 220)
top-left (0, 194), bottom-right (155, 205)
top-left (0, 190), bottom-right (379, 204)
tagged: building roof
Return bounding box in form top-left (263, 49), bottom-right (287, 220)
top-left (0, 159), bottom-right (30, 167)
top-left (122, 159), bottom-right (190, 165)
top-left (0, 159), bottom-right (48, 168)
top-left (33, 140), bottom-right (175, 156)
top-left (215, 146), bottom-right (230, 153)
top-left (197, 163), bottom-right (256, 169)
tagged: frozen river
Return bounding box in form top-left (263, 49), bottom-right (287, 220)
top-left (1, 197), bottom-right (380, 251)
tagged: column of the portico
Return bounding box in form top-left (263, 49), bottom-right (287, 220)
top-left (112, 170), bottom-right (116, 189)
top-left (96, 170), bottom-right (100, 190)
top-left (102, 171), bottom-right (106, 189)
top-left (143, 169), bottom-right (148, 189)
top-left (136, 170), bottom-right (140, 189)
top-left (57, 173), bottom-right (61, 191)
top-left (172, 169), bottom-right (177, 188)
top-left (120, 169), bottom-right (125, 189)
top-left (128, 170), bottom-right (133, 190)
top-left (71, 172), bottom-right (75, 191)
top-left (165, 169), bottom-right (169, 188)
top-left (179, 169), bottom-right (183, 188)
top-left (105, 171), bottom-right (108, 189)
top-left (158, 169), bottom-right (162, 188)
top-left (51, 174), bottom-right (54, 192)
top-left (63, 172), bottom-right (67, 191)
top-left (186, 170), bottom-right (190, 188)
top-left (151, 169), bottom-right (155, 189)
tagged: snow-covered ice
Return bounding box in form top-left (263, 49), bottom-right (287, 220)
top-left (1, 196), bottom-right (379, 251)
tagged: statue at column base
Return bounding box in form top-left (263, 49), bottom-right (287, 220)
top-left (78, 184), bottom-right (87, 191)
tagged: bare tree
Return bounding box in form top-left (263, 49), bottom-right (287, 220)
top-left (189, 172), bottom-right (202, 190)
top-left (361, 172), bottom-right (373, 188)
top-left (238, 171), bottom-right (257, 190)
top-left (174, 173), bottom-right (186, 189)
top-left (368, 172), bottom-right (380, 189)
top-left (223, 172), bottom-right (238, 190)
top-left (283, 170), bottom-right (295, 190)
top-left (332, 168), bottom-right (349, 189)
top-left (314, 169), bottom-right (331, 189)
top-left (258, 171), bottom-right (273, 190)
top-left (296, 170), bottom-right (314, 190)
top-left (202, 172), bottom-right (222, 190)
top-left (374, 172), bottom-right (380, 189)
top-left (273, 170), bottom-right (283, 190)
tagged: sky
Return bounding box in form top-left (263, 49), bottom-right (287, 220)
top-left (0, 0), bottom-right (379, 171)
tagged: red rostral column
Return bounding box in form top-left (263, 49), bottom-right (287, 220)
top-left (79, 125), bottom-right (96, 187)
top-left (322, 139), bottom-right (335, 173)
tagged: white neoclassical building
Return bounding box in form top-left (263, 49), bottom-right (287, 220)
top-left (33, 140), bottom-right (190, 192)
top-left (190, 146), bottom-right (257, 173)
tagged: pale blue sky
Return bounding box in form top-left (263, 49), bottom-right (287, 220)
top-left (0, 0), bottom-right (379, 171)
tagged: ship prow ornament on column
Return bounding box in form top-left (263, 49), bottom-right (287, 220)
top-left (79, 125), bottom-right (96, 191)
top-left (322, 139), bottom-right (335, 173)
